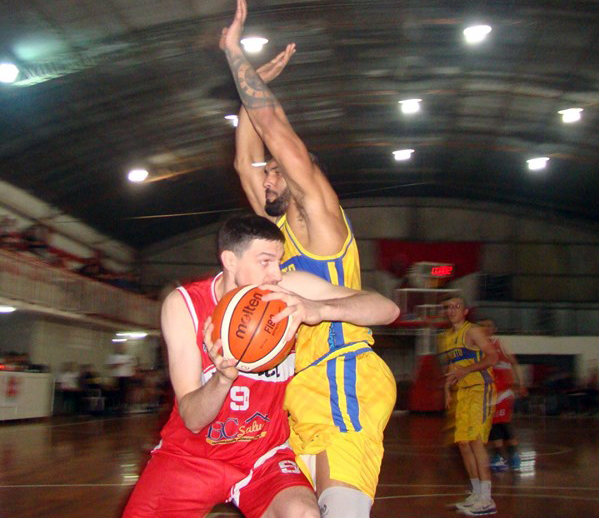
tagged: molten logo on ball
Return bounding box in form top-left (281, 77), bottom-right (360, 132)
top-left (211, 285), bottom-right (295, 373)
top-left (234, 290), bottom-right (262, 340)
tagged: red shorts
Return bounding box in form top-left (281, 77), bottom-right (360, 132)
top-left (493, 389), bottom-right (515, 424)
top-left (123, 443), bottom-right (312, 518)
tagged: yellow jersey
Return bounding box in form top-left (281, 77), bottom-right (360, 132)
top-left (438, 321), bottom-right (494, 389)
top-left (276, 208), bottom-right (373, 371)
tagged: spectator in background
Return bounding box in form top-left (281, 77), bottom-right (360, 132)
top-left (105, 344), bottom-right (136, 414)
top-left (22, 222), bottom-right (51, 260)
top-left (56, 361), bottom-right (81, 414)
top-left (0, 215), bottom-right (22, 251)
top-left (78, 250), bottom-right (110, 281)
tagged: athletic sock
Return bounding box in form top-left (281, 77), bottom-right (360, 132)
top-left (471, 478), bottom-right (481, 497)
top-left (481, 480), bottom-right (492, 501)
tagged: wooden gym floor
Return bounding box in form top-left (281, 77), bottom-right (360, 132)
top-left (1, 411), bottom-right (598, 517)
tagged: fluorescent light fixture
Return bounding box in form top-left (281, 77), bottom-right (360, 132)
top-left (558, 108), bottom-right (583, 123)
top-left (0, 63), bottom-right (19, 83)
top-left (251, 161), bottom-right (267, 167)
top-left (128, 169), bottom-right (148, 182)
top-left (393, 149), bottom-right (415, 161)
top-left (0, 305), bottom-right (16, 313)
top-left (399, 99), bottom-right (422, 114)
top-left (463, 25), bottom-right (492, 44)
top-left (527, 157), bottom-right (549, 171)
top-left (225, 114), bottom-right (239, 127)
top-left (241, 37), bottom-right (268, 53)
top-left (112, 338), bottom-right (127, 343)
top-left (116, 331), bottom-right (147, 339)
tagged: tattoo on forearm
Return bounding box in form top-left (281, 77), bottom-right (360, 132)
top-left (226, 50), bottom-right (279, 109)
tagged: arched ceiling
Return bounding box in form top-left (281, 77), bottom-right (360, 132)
top-left (1, 0), bottom-right (599, 248)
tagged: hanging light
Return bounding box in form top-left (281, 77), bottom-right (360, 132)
top-left (558, 108), bottom-right (583, 124)
top-left (463, 25), bottom-right (492, 44)
top-left (393, 149), bottom-right (415, 161)
top-left (241, 37), bottom-right (268, 53)
top-left (527, 157), bottom-right (549, 171)
top-left (399, 99), bottom-right (422, 115)
top-left (128, 169), bottom-right (149, 182)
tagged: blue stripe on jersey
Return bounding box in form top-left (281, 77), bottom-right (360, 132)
top-left (481, 369), bottom-right (493, 420)
top-left (440, 347), bottom-right (480, 364)
top-left (327, 359), bottom-right (347, 432)
top-left (299, 343), bottom-right (372, 372)
top-left (344, 355), bottom-right (362, 432)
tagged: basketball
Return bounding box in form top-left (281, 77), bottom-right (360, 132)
top-left (211, 285), bottom-right (295, 373)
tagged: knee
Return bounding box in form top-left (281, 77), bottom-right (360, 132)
top-left (283, 499), bottom-right (320, 518)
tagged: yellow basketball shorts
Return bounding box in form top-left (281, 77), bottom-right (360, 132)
top-left (284, 344), bottom-right (396, 499)
top-left (451, 383), bottom-right (495, 443)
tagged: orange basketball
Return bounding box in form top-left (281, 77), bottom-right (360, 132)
top-left (211, 285), bottom-right (295, 373)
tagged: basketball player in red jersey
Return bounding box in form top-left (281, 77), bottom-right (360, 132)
top-left (479, 319), bottom-right (526, 472)
top-left (123, 214), bottom-right (399, 518)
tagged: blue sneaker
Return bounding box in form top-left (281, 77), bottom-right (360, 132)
top-left (490, 454), bottom-right (507, 472)
top-left (509, 452), bottom-right (521, 471)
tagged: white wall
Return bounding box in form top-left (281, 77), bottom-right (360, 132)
top-left (500, 335), bottom-right (598, 383)
top-left (140, 196), bottom-right (599, 302)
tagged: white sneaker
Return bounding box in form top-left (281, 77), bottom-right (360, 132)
top-left (453, 492), bottom-right (479, 511)
top-left (460, 498), bottom-right (497, 516)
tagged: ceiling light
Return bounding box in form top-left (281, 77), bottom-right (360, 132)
top-left (527, 157), bottom-right (549, 171)
top-left (463, 25), bottom-right (492, 44)
top-left (128, 169), bottom-right (149, 182)
top-left (112, 338), bottom-right (127, 343)
top-left (399, 99), bottom-right (422, 114)
top-left (0, 305), bottom-right (16, 313)
top-left (241, 37), bottom-right (268, 53)
top-left (0, 63), bottom-right (19, 83)
top-left (225, 114), bottom-right (239, 127)
top-left (251, 161), bottom-right (267, 167)
top-left (393, 149), bottom-right (415, 161)
top-left (116, 331), bottom-right (147, 339)
top-left (558, 108), bottom-right (583, 123)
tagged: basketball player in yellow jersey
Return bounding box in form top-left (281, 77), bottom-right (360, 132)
top-left (221, 2), bottom-right (397, 516)
top-left (438, 296), bottom-right (498, 516)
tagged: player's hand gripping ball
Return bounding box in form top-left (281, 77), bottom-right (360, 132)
top-left (211, 285), bottom-right (295, 373)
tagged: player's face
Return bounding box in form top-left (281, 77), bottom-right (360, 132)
top-left (263, 159), bottom-right (291, 217)
top-left (442, 298), bottom-right (468, 326)
top-left (479, 320), bottom-right (495, 336)
top-left (235, 238), bottom-right (284, 286)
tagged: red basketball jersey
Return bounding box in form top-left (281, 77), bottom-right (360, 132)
top-left (158, 274), bottom-right (295, 469)
top-left (491, 337), bottom-right (514, 393)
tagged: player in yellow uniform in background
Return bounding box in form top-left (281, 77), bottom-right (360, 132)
top-left (221, 1), bottom-right (397, 516)
top-left (438, 296), bottom-right (498, 516)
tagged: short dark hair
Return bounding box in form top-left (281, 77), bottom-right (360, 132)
top-left (218, 213), bottom-right (284, 256)
top-left (441, 294), bottom-right (468, 308)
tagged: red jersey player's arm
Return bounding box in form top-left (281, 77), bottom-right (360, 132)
top-left (161, 290), bottom-right (234, 434)
top-left (499, 339), bottom-right (527, 394)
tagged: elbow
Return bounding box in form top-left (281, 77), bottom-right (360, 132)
top-left (178, 398), bottom-right (203, 434)
top-left (387, 303), bottom-right (401, 324)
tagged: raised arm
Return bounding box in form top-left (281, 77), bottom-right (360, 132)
top-left (234, 45), bottom-right (296, 219)
top-left (161, 290), bottom-right (237, 433)
top-left (221, 0), bottom-right (347, 253)
top-left (262, 270), bottom-right (399, 338)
